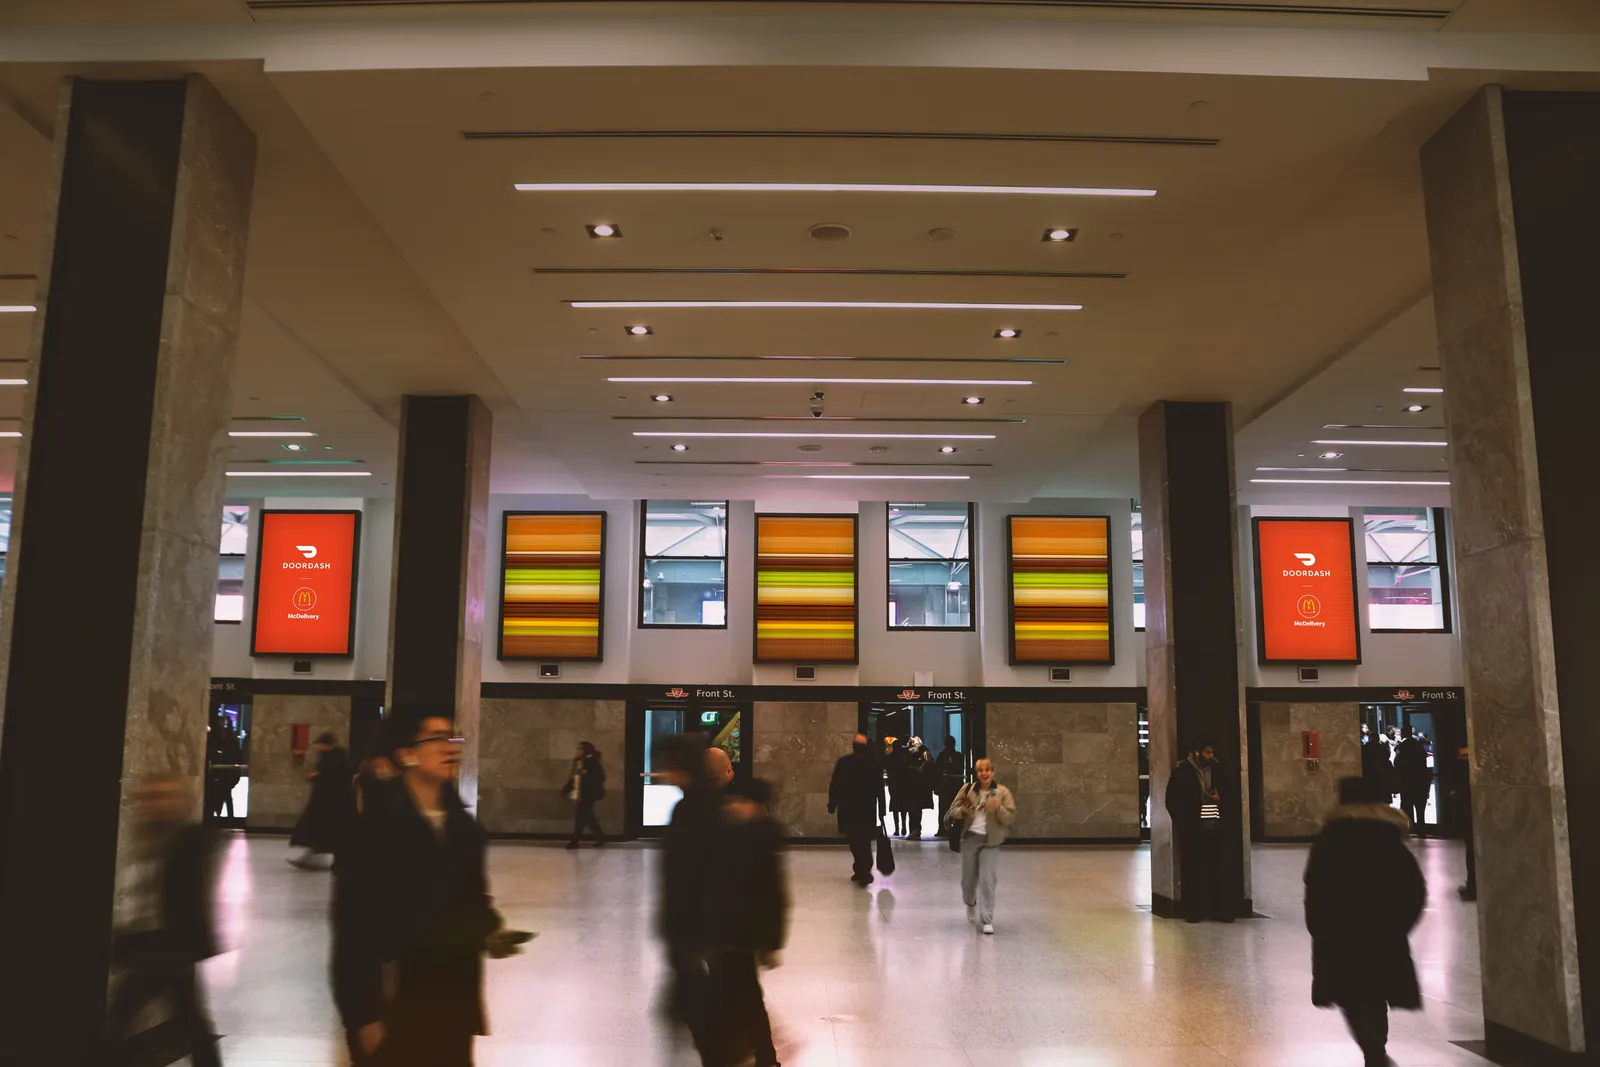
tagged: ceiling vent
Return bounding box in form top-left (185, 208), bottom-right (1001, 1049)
top-left (807, 223), bottom-right (852, 242)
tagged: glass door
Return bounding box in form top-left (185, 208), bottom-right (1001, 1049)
top-left (862, 701), bottom-right (971, 840)
top-left (631, 702), bottom-right (751, 835)
top-left (205, 697), bottom-right (251, 827)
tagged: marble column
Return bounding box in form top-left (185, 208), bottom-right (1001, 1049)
top-left (1138, 401), bottom-right (1250, 918)
top-left (386, 394), bottom-right (493, 807)
top-left (0, 77), bottom-right (255, 1059)
top-left (1420, 86), bottom-right (1599, 1060)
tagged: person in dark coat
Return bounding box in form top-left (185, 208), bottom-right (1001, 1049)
top-left (1361, 723), bottom-right (1394, 787)
top-left (710, 777), bottom-right (790, 1067)
top-left (1305, 776), bottom-right (1426, 1067)
top-left (828, 733), bottom-right (885, 885)
top-left (205, 713), bottom-right (243, 821)
top-left (340, 707), bottom-right (528, 1066)
top-left (1394, 725), bottom-right (1431, 833)
top-left (934, 741), bottom-right (964, 839)
top-left (1441, 743), bottom-right (1475, 901)
top-left (102, 778), bottom-right (223, 1067)
top-left (562, 740), bottom-right (609, 848)
top-left (1164, 740), bottom-right (1232, 923)
top-left (291, 732), bottom-right (354, 869)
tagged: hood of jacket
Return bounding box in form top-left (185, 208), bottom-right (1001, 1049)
top-left (1323, 802), bottom-right (1411, 831)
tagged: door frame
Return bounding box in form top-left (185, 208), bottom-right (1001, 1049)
top-left (624, 697), bottom-right (753, 838)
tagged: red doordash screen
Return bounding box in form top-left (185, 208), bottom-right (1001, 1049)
top-left (252, 510), bottom-right (361, 656)
top-left (1253, 518), bottom-right (1360, 664)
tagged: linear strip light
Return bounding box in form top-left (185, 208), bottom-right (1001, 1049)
top-left (573, 300), bottom-right (1081, 311)
top-left (229, 431), bottom-right (319, 438)
top-left (226, 470), bottom-right (371, 477)
top-left (0, 431), bottom-right (20, 438)
top-left (634, 431), bottom-right (994, 440)
top-left (762, 474), bottom-right (972, 481)
top-left (1323, 424), bottom-right (1445, 431)
top-left (0, 379), bottom-right (27, 386)
top-left (1255, 467), bottom-right (1448, 474)
top-left (0, 305), bottom-right (36, 314)
top-left (1312, 439), bottom-right (1447, 447)
top-left (580, 355), bottom-right (1069, 364)
top-left (516, 182), bottom-right (1156, 197)
top-left (608, 376), bottom-right (1032, 386)
top-left (1403, 387), bottom-right (1445, 394)
top-left (1251, 478), bottom-right (1450, 486)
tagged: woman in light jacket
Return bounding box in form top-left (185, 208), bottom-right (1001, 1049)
top-left (945, 758), bottom-right (1017, 935)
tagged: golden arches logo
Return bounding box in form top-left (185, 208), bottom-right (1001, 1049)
top-left (292, 587), bottom-right (318, 611)
top-left (1296, 594), bottom-right (1322, 619)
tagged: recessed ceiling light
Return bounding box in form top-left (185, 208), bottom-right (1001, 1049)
top-left (1318, 452), bottom-right (1344, 459)
top-left (225, 470), bottom-right (372, 477)
top-left (1403, 387), bottom-right (1444, 394)
top-left (0, 379), bottom-right (27, 386)
top-left (800, 444), bottom-right (825, 453)
top-left (1403, 404), bottom-right (1428, 413)
top-left (517, 182), bottom-right (1158, 197)
top-left (670, 443), bottom-right (689, 451)
top-left (576, 301), bottom-right (1083, 312)
top-left (228, 431), bottom-right (318, 438)
top-left (994, 328), bottom-right (1020, 339)
top-left (635, 431), bottom-right (995, 440)
top-left (585, 223), bottom-right (621, 238)
top-left (1042, 228), bottom-right (1077, 242)
top-left (0, 305), bottom-right (35, 314)
top-left (283, 443), bottom-right (306, 451)
top-left (651, 394), bottom-right (673, 402)
top-left (764, 474), bottom-right (972, 480)
top-left (608, 376), bottom-right (1031, 386)
top-left (627, 324), bottom-right (653, 336)
top-left (1312, 439), bottom-right (1448, 447)
top-left (869, 446), bottom-right (889, 454)
top-left (1251, 478), bottom-right (1450, 486)
top-left (938, 446), bottom-right (958, 454)
top-left (963, 397), bottom-right (985, 405)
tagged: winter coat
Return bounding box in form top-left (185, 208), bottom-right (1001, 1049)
top-left (561, 752), bottom-right (608, 802)
top-left (339, 783), bottom-right (502, 1039)
top-left (1304, 802), bottom-right (1425, 1009)
top-left (708, 802), bottom-right (790, 954)
top-left (291, 746), bottom-right (355, 852)
top-left (1165, 758), bottom-right (1223, 840)
top-left (1395, 737), bottom-right (1431, 793)
top-left (828, 752), bottom-right (885, 832)
top-left (890, 751), bottom-right (934, 813)
top-left (945, 782), bottom-right (1018, 846)
top-left (658, 785), bottom-right (723, 949)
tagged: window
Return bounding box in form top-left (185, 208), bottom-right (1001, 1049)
top-left (0, 493), bottom-right (11, 587)
top-left (1131, 506), bottom-right (1145, 631)
top-left (887, 502), bottom-right (973, 630)
top-left (1363, 506), bottom-right (1450, 632)
top-left (215, 506), bottom-right (250, 623)
top-left (640, 500), bottom-right (728, 627)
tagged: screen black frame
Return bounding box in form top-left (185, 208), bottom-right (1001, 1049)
top-left (249, 508), bottom-right (362, 658)
top-left (1252, 515), bottom-right (1364, 665)
top-left (1005, 513), bottom-right (1116, 667)
top-left (498, 510), bottom-right (609, 662)
top-left (752, 512), bottom-right (860, 665)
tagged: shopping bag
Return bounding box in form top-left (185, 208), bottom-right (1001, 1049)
top-left (875, 823), bottom-right (896, 875)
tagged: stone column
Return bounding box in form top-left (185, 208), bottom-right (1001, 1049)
top-left (1420, 86), bottom-right (1599, 1060)
top-left (0, 77), bottom-right (254, 1059)
top-left (1138, 401), bottom-right (1250, 918)
top-left (386, 394), bottom-right (493, 806)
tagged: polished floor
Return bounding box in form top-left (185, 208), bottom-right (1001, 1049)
top-left (205, 833), bottom-right (1488, 1067)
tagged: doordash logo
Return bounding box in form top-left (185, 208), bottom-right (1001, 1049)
top-left (283, 543), bottom-right (331, 570)
top-left (296, 545), bottom-right (318, 559)
top-left (1283, 551), bottom-right (1331, 578)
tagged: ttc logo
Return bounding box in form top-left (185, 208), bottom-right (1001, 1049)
top-left (664, 687), bottom-right (689, 699)
top-left (1294, 553), bottom-right (1317, 567)
top-left (296, 545), bottom-right (318, 559)
top-left (895, 689), bottom-right (921, 701)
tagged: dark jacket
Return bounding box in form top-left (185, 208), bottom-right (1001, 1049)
top-left (1304, 802), bottom-right (1425, 1009)
top-left (1395, 737), bottom-right (1430, 788)
top-left (340, 783), bottom-right (501, 1039)
top-left (561, 752), bottom-right (607, 802)
top-left (828, 750), bottom-right (884, 832)
top-left (658, 785), bottom-right (723, 949)
top-left (709, 801), bottom-right (789, 954)
top-left (292, 746), bottom-right (355, 852)
top-left (1164, 758), bottom-right (1220, 839)
top-left (1361, 738), bottom-right (1393, 785)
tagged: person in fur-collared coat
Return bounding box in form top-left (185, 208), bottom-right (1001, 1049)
top-left (1304, 776), bottom-right (1426, 1067)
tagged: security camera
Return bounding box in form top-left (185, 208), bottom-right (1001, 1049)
top-left (809, 390), bottom-right (826, 418)
top-left (810, 391), bottom-right (825, 402)
top-left (811, 408), bottom-right (825, 418)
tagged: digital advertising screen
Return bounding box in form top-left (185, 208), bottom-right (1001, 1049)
top-left (499, 512), bottom-right (606, 661)
top-left (1007, 515), bottom-right (1113, 665)
top-left (754, 514), bottom-right (858, 663)
top-left (251, 510), bottom-right (361, 656)
top-left (1253, 517), bottom-right (1361, 664)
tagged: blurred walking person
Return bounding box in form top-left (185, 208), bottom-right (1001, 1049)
top-left (946, 758), bottom-right (1016, 934)
top-left (712, 777), bottom-right (790, 1067)
top-left (290, 732), bottom-right (353, 870)
top-left (101, 777), bottom-right (222, 1067)
top-left (562, 740), bottom-right (609, 849)
top-left (828, 733), bottom-right (884, 886)
top-left (1305, 776), bottom-right (1426, 1067)
top-left (340, 706), bottom-right (530, 1066)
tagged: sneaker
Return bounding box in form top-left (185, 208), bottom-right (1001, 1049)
top-left (982, 923), bottom-right (994, 935)
top-left (966, 905), bottom-right (977, 924)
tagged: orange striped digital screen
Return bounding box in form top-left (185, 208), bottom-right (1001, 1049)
top-left (499, 512), bottom-right (606, 660)
top-left (755, 515), bottom-right (857, 663)
top-left (1008, 515), bottom-right (1113, 664)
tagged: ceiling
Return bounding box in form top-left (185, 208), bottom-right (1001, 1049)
top-left (0, 1), bottom-right (1596, 503)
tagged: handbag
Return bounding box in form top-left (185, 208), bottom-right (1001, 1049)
top-left (875, 820), bottom-right (896, 875)
top-left (944, 784), bottom-right (969, 852)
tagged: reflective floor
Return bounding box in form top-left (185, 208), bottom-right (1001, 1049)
top-left (206, 834), bottom-right (1488, 1066)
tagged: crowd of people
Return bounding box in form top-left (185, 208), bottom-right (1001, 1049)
top-left (100, 717), bottom-right (1459, 1067)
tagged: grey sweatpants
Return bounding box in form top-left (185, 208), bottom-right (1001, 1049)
top-left (960, 834), bottom-right (999, 924)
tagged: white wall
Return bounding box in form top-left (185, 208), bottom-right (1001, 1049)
top-left (210, 496), bottom-right (392, 681)
top-left (1239, 503), bottom-right (1462, 688)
